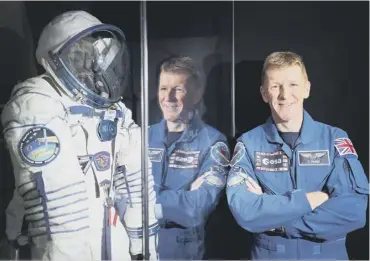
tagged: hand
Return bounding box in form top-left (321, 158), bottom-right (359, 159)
top-left (246, 176), bottom-right (263, 195)
top-left (305, 191), bottom-right (329, 210)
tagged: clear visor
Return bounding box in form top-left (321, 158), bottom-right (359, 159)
top-left (59, 29), bottom-right (130, 102)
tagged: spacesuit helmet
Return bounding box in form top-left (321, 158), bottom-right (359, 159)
top-left (36, 10), bottom-right (130, 109)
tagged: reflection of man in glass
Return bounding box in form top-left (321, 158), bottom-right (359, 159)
top-left (226, 51), bottom-right (369, 260)
top-left (149, 56), bottom-right (230, 259)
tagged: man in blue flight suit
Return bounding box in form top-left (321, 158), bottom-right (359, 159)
top-left (149, 56), bottom-right (230, 260)
top-left (226, 51), bottom-right (369, 260)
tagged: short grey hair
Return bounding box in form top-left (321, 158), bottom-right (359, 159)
top-left (159, 56), bottom-right (203, 90)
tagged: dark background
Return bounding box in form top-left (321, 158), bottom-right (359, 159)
top-left (0, 1), bottom-right (368, 260)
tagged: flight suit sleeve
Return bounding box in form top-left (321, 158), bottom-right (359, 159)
top-left (1, 92), bottom-right (92, 260)
top-left (114, 119), bottom-right (159, 259)
top-left (283, 132), bottom-right (369, 241)
top-left (155, 139), bottom-right (230, 228)
top-left (226, 139), bottom-right (313, 233)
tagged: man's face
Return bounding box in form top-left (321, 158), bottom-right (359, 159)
top-left (158, 71), bottom-right (201, 122)
top-left (260, 65), bottom-right (311, 123)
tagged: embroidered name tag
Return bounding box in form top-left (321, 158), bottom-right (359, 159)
top-left (298, 150), bottom-right (330, 166)
top-left (169, 150), bottom-right (200, 169)
top-left (255, 151), bottom-right (289, 172)
top-left (148, 148), bottom-right (164, 162)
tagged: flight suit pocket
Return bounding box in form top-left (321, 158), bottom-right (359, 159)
top-left (301, 165), bottom-right (332, 191)
top-left (346, 158), bottom-right (369, 195)
top-left (165, 169), bottom-right (198, 190)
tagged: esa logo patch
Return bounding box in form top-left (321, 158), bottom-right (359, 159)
top-left (19, 127), bottom-right (60, 166)
top-left (255, 151), bottom-right (289, 172)
top-left (169, 150), bottom-right (200, 169)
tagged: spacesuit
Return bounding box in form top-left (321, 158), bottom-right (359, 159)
top-left (1, 10), bottom-right (158, 260)
top-left (226, 110), bottom-right (369, 260)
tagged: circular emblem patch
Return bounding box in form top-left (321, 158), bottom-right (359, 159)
top-left (211, 141), bottom-right (230, 166)
top-left (97, 120), bottom-right (117, 142)
top-left (18, 127), bottom-right (60, 166)
top-left (230, 141), bottom-right (246, 167)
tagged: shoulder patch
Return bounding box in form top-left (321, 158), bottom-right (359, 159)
top-left (18, 127), bottom-right (60, 166)
top-left (334, 138), bottom-right (358, 157)
top-left (230, 141), bottom-right (246, 167)
top-left (205, 174), bottom-right (226, 187)
top-left (227, 167), bottom-right (248, 187)
top-left (227, 175), bottom-right (245, 188)
top-left (210, 141), bottom-right (230, 166)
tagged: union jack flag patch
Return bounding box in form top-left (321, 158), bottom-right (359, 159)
top-left (334, 138), bottom-right (358, 157)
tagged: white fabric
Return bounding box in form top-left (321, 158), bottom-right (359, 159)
top-left (1, 75), bottom-right (158, 260)
top-left (35, 10), bottom-right (102, 66)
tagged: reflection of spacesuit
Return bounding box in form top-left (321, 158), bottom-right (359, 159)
top-left (1, 11), bottom-right (158, 260)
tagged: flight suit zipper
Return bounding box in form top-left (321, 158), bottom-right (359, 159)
top-left (291, 148), bottom-right (297, 190)
top-left (161, 145), bottom-right (169, 191)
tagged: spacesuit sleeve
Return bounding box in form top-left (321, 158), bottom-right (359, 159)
top-left (283, 132), bottom-right (369, 241)
top-left (5, 190), bottom-right (25, 241)
top-left (1, 92), bottom-right (92, 261)
top-left (114, 121), bottom-right (159, 259)
top-left (226, 140), bottom-right (312, 233)
top-left (155, 139), bottom-right (229, 228)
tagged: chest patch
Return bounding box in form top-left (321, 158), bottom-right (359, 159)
top-left (169, 149), bottom-right (200, 169)
top-left (255, 151), bottom-right (289, 172)
top-left (97, 120), bottom-right (117, 142)
top-left (298, 150), bottom-right (330, 166)
top-left (149, 148), bottom-right (164, 162)
top-left (93, 151), bottom-right (111, 171)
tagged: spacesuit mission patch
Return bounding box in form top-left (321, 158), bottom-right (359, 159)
top-left (18, 127), bottom-right (60, 166)
top-left (93, 151), bottom-right (111, 171)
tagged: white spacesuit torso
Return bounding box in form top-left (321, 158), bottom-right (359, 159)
top-left (2, 75), bottom-right (158, 260)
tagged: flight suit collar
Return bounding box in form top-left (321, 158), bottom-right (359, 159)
top-left (157, 114), bottom-right (204, 145)
top-left (263, 110), bottom-right (317, 146)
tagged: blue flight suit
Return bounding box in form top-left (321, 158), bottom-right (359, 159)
top-left (226, 110), bottom-right (369, 260)
top-left (149, 116), bottom-right (230, 259)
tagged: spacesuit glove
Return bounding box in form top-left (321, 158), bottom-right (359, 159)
top-left (9, 234), bottom-right (29, 249)
top-left (114, 192), bottom-right (127, 221)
